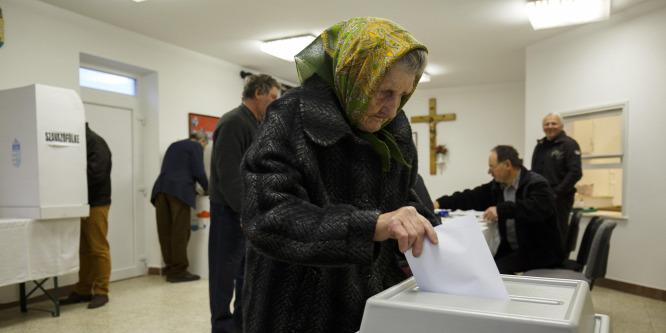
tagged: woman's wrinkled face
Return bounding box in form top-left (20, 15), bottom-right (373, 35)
top-left (358, 67), bottom-right (415, 133)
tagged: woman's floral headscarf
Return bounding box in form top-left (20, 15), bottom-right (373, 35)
top-left (295, 17), bottom-right (428, 171)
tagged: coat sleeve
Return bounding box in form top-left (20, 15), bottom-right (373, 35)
top-left (212, 116), bottom-right (249, 212)
top-left (496, 176), bottom-right (555, 224)
top-left (435, 182), bottom-right (495, 212)
top-left (408, 170), bottom-right (439, 226)
top-left (553, 139), bottom-right (582, 196)
top-left (409, 188), bottom-right (439, 226)
top-left (87, 136), bottom-right (112, 187)
top-left (190, 144), bottom-right (208, 191)
top-left (241, 101), bottom-right (379, 268)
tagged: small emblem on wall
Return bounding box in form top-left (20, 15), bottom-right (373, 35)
top-left (12, 138), bottom-right (20, 167)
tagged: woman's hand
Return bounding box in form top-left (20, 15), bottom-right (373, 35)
top-left (375, 206), bottom-right (438, 257)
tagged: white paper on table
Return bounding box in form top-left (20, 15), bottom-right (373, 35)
top-left (405, 214), bottom-right (510, 300)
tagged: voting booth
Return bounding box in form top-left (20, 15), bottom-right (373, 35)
top-left (0, 84), bottom-right (89, 219)
top-left (0, 84), bottom-right (88, 316)
top-left (358, 275), bottom-right (611, 333)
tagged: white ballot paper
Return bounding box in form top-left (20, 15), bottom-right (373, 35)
top-left (405, 214), bottom-right (510, 300)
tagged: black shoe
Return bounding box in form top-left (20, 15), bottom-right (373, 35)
top-left (166, 273), bottom-right (200, 283)
top-left (87, 294), bottom-right (109, 309)
top-left (60, 291), bottom-right (92, 305)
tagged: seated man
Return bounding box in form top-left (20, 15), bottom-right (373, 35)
top-left (433, 145), bottom-right (565, 274)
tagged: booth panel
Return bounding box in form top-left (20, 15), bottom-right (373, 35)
top-left (0, 86), bottom-right (40, 208)
top-left (0, 84), bottom-right (88, 220)
top-left (35, 85), bottom-right (87, 209)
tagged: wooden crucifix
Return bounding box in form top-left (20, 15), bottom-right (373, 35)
top-left (410, 98), bottom-right (456, 175)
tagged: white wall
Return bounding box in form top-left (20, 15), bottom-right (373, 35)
top-left (0, 0), bottom-right (256, 302)
top-left (407, 82), bottom-right (525, 200)
top-left (524, 3), bottom-right (666, 290)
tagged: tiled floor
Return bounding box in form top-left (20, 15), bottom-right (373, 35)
top-left (589, 284), bottom-right (665, 333)
top-left (0, 275), bottom-right (663, 332)
top-left (0, 275), bottom-right (210, 333)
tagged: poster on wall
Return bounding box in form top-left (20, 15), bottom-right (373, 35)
top-left (0, 7), bottom-right (5, 48)
top-left (188, 113), bottom-right (219, 142)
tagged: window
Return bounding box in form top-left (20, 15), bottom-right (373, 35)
top-left (79, 67), bottom-right (137, 96)
top-left (564, 104), bottom-right (626, 216)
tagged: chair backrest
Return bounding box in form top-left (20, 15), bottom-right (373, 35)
top-left (576, 216), bottom-right (604, 265)
top-left (565, 211), bottom-right (583, 253)
top-left (583, 220), bottom-right (617, 288)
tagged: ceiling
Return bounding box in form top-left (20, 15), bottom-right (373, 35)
top-left (37, 0), bottom-right (652, 89)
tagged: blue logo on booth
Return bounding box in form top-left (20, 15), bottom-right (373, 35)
top-left (12, 138), bottom-right (21, 167)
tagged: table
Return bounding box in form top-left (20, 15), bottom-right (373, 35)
top-left (0, 217), bottom-right (80, 316)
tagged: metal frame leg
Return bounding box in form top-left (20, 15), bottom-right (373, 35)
top-left (18, 277), bottom-right (60, 317)
top-left (19, 282), bottom-right (27, 313)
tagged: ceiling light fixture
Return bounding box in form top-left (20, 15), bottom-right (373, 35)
top-left (261, 35), bottom-right (316, 62)
top-left (526, 0), bottom-right (610, 30)
top-left (419, 72), bottom-right (431, 83)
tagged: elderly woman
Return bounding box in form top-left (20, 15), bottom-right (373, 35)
top-left (241, 17), bottom-right (439, 332)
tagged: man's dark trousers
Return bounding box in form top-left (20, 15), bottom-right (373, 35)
top-left (555, 193), bottom-right (575, 245)
top-left (209, 202), bottom-right (245, 333)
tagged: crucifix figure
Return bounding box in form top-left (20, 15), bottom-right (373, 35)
top-left (410, 98), bottom-right (456, 175)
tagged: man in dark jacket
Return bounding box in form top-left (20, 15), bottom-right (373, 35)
top-left (61, 123), bottom-right (113, 309)
top-left (208, 74), bottom-right (280, 333)
top-left (434, 145), bottom-right (565, 274)
top-left (151, 131), bottom-right (209, 283)
top-left (532, 112), bottom-right (582, 241)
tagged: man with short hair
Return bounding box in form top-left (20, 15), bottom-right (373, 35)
top-left (433, 145), bottom-right (565, 274)
top-left (61, 123), bottom-right (112, 309)
top-left (209, 74), bottom-right (280, 333)
top-left (151, 131), bottom-right (209, 283)
top-left (532, 112), bottom-right (582, 242)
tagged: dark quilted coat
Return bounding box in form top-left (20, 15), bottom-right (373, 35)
top-left (241, 75), bottom-right (437, 333)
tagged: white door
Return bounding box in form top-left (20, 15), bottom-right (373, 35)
top-left (82, 88), bottom-right (145, 281)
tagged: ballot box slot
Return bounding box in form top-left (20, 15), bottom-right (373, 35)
top-left (410, 285), bottom-right (564, 306)
top-left (509, 295), bottom-right (565, 305)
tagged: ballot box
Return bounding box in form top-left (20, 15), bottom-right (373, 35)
top-left (0, 84), bottom-right (89, 219)
top-left (358, 275), bottom-right (610, 333)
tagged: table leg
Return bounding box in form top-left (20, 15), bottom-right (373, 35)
top-left (52, 277), bottom-right (59, 317)
top-left (17, 277), bottom-right (61, 317)
top-left (19, 282), bottom-right (27, 313)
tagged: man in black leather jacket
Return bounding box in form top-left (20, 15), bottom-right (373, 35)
top-left (434, 145), bottom-right (565, 274)
top-left (532, 112), bottom-right (582, 242)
